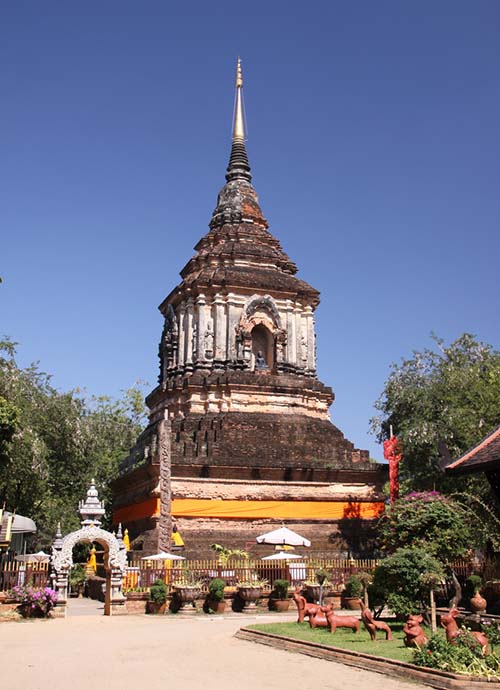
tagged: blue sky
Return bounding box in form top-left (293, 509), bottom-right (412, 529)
top-left (2, 1), bottom-right (499, 460)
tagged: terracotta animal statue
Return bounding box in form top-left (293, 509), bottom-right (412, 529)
top-left (292, 588), bottom-right (322, 623)
top-left (309, 606), bottom-right (360, 634)
top-left (359, 600), bottom-right (393, 641)
top-left (441, 608), bottom-right (489, 655)
top-left (403, 614), bottom-right (428, 648)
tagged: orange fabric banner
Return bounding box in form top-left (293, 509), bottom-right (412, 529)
top-left (171, 499), bottom-right (385, 520)
top-left (113, 497), bottom-right (384, 524)
top-left (113, 497), bottom-right (160, 525)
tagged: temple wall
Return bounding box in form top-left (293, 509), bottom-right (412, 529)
top-left (161, 292), bottom-right (317, 379)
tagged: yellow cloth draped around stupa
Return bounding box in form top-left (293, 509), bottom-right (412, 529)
top-left (172, 529), bottom-right (185, 547)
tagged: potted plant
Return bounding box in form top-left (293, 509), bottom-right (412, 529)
top-left (69, 564), bottom-right (87, 598)
top-left (205, 578), bottom-right (226, 614)
top-left (271, 579), bottom-right (290, 612)
top-left (236, 577), bottom-right (267, 611)
top-left (303, 568), bottom-right (330, 604)
top-left (171, 573), bottom-right (202, 613)
top-left (342, 574), bottom-right (363, 610)
top-left (465, 574), bottom-right (487, 613)
top-left (147, 578), bottom-right (168, 614)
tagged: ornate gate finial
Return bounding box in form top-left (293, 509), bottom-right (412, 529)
top-left (78, 480), bottom-right (105, 526)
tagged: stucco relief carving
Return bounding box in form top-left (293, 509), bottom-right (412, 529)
top-left (160, 304), bottom-right (179, 377)
top-left (52, 526), bottom-right (127, 574)
top-left (236, 295), bottom-right (287, 367)
top-left (243, 294), bottom-right (282, 328)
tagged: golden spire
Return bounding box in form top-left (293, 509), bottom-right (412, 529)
top-left (232, 57), bottom-right (245, 141)
top-left (226, 57), bottom-right (251, 182)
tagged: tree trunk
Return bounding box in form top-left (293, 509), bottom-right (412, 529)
top-left (449, 570), bottom-right (462, 609)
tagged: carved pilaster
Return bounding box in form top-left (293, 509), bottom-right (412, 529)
top-left (158, 418), bottom-right (172, 553)
top-left (286, 301), bottom-right (297, 368)
top-left (213, 294), bottom-right (226, 366)
top-left (195, 294), bottom-right (207, 367)
top-left (305, 306), bottom-right (316, 374)
top-left (294, 306), bottom-right (305, 372)
top-left (226, 293), bottom-right (240, 366)
top-left (177, 304), bottom-right (186, 367)
top-left (185, 298), bottom-right (194, 370)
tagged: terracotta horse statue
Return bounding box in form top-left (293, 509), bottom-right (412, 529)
top-left (359, 600), bottom-right (392, 641)
top-left (309, 606), bottom-right (360, 634)
top-left (441, 608), bottom-right (489, 655)
top-left (291, 588), bottom-right (322, 623)
top-left (403, 614), bottom-right (428, 648)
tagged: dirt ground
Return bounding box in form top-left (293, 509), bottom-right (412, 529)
top-left (1, 607), bottom-right (425, 690)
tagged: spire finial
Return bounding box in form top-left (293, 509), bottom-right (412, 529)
top-left (232, 57), bottom-right (245, 142)
top-left (226, 57), bottom-right (251, 182)
top-left (236, 56), bottom-right (243, 88)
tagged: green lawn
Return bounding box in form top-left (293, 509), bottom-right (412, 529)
top-left (247, 621), bottom-right (416, 663)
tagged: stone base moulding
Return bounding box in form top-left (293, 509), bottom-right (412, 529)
top-left (235, 628), bottom-right (500, 690)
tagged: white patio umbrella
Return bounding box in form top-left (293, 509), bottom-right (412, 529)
top-left (256, 526), bottom-right (311, 548)
top-left (14, 550), bottom-right (50, 563)
top-left (140, 551), bottom-right (186, 561)
top-left (261, 552), bottom-right (304, 561)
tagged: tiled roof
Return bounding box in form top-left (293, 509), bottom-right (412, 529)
top-left (445, 424), bottom-right (500, 474)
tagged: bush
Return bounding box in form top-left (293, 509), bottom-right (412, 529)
top-left (13, 584), bottom-right (58, 617)
top-left (208, 578), bottom-right (225, 602)
top-left (465, 574), bottom-right (482, 597)
top-left (149, 579), bottom-right (168, 605)
top-left (69, 564), bottom-right (86, 588)
top-left (413, 632), bottom-right (500, 679)
top-left (371, 547), bottom-right (444, 618)
top-left (378, 492), bottom-right (473, 563)
top-left (273, 579), bottom-right (290, 600)
top-left (344, 575), bottom-right (363, 598)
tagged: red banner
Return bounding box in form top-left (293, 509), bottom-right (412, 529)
top-left (383, 435), bottom-right (402, 505)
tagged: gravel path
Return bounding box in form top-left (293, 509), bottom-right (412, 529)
top-left (1, 611), bottom-right (425, 690)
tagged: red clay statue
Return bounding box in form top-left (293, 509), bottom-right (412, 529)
top-left (403, 614), bottom-right (428, 648)
top-left (309, 606), bottom-right (360, 634)
top-left (292, 588), bottom-right (322, 623)
top-left (359, 600), bottom-right (393, 641)
top-left (440, 607), bottom-right (489, 655)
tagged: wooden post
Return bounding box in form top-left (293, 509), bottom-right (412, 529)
top-left (430, 588), bottom-right (437, 634)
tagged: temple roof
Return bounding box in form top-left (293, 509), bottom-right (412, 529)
top-left (161, 59), bottom-right (319, 309)
top-left (445, 424), bottom-right (500, 474)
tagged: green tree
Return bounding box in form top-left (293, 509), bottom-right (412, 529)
top-left (0, 338), bottom-right (147, 547)
top-left (378, 492), bottom-right (474, 563)
top-left (371, 547), bottom-right (444, 618)
top-left (372, 333), bottom-right (500, 497)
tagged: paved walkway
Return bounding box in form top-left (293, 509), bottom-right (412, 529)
top-left (1, 612), bottom-right (425, 690)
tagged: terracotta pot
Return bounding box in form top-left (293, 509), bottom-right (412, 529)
top-left (207, 599), bottom-right (226, 614)
top-left (146, 601), bottom-right (167, 614)
top-left (272, 599), bottom-right (290, 612)
top-left (470, 592), bottom-right (487, 613)
top-left (342, 596), bottom-right (361, 611)
top-left (237, 586), bottom-right (262, 611)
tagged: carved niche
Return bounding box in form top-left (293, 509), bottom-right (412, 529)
top-left (235, 295), bottom-right (287, 369)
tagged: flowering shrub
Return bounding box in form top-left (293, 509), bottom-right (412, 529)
top-left (413, 632), bottom-right (500, 679)
top-left (404, 491), bottom-right (442, 502)
top-left (13, 584), bottom-right (59, 617)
